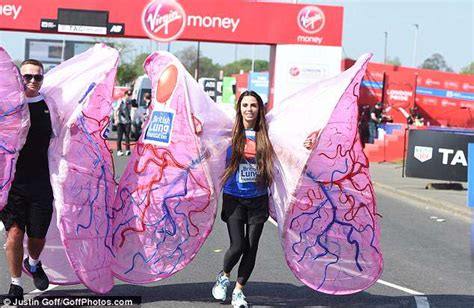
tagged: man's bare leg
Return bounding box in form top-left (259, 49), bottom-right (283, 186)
top-left (27, 238), bottom-right (46, 260)
top-left (5, 224), bottom-right (24, 278)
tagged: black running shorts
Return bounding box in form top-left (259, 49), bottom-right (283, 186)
top-left (0, 179), bottom-right (54, 239)
top-left (221, 193), bottom-right (269, 225)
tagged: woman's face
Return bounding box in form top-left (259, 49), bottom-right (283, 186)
top-left (240, 95), bottom-right (259, 129)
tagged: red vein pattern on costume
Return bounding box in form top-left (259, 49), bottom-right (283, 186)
top-left (40, 44), bottom-right (119, 293)
top-left (110, 52), bottom-right (219, 284)
top-left (282, 55), bottom-right (382, 294)
top-left (0, 48), bottom-right (29, 210)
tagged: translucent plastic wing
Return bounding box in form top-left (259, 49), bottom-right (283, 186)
top-left (110, 51), bottom-right (232, 283)
top-left (38, 44), bottom-right (119, 293)
top-left (0, 48), bottom-right (29, 210)
top-left (268, 54), bottom-right (383, 294)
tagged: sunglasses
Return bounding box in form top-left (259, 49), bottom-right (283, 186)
top-left (22, 74), bottom-right (44, 82)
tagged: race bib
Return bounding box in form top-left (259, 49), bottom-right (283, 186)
top-left (143, 109), bottom-right (175, 146)
top-left (238, 163), bottom-right (257, 183)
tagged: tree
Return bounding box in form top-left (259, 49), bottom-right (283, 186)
top-left (460, 62), bottom-right (474, 75)
top-left (116, 63), bottom-right (138, 86)
top-left (175, 46), bottom-right (222, 79)
top-left (132, 53), bottom-right (149, 77)
top-left (222, 59), bottom-right (269, 76)
top-left (420, 53), bottom-right (453, 72)
top-left (115, 52), bottom-right (150, 86)
top-left (223, 59), bottom-right (251, 75)
top-left (196, 56), bottom-right (222, 79)
top-left (254, 60), bottom-right (270, 72)
top-left (175, 46), bottom-right (200, 73)
top-left (386, 56), bottom-right (402, 66)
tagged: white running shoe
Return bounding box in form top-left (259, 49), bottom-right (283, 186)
top-left (117, 150), bottom-right (124, 156)
top-left (231, 289), bottom-right (248, 308)
top-left (125, 150), bottom-right (131, 156)
top-left (212, 271), bottom-right (230, 301)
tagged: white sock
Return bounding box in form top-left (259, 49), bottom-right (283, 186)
top-left (11, 277), bottom-right (22, 287)
top-left (233, 288), bottom-right (242, 294)
top-left (29, 256), bottom-right (40, 267)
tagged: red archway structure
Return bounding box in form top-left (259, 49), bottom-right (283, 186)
top-left (0, 0), bottom-right (344, 108)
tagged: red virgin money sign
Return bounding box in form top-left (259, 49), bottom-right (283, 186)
top-left (0, 0), bottom-right (343, 46)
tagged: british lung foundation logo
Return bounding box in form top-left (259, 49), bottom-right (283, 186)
top-left (297, 6), bottom-right (325, 34)
top-left (142, 0), bottom-right (186, 42)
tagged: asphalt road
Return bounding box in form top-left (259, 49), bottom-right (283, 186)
top-left (1, 156), bottom-right (473, 307)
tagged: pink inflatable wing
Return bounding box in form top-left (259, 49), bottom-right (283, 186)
top-left (181, 61), bottom-right (233, 195)
top-left (39, 44), bottom-right (119, 293)
top-left (0, 47), bottom-right (29, 210)
top-left (268, 54), bottom-right (383, 294)
top-left (111, 51), bottom-right (230, 283)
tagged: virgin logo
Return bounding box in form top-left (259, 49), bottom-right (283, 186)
top-left (142, 0), bottom-right (186, 42)
top-left (289, 66), bottom-right (300, 77)
top-left (297, 6), bottom-right (325, 34)
top-left (425, 78), bottom-right (440, 86)
top-left (444, 81), bottom-right (459, 89)
top-left (463, 83), bottom-right (474, 91)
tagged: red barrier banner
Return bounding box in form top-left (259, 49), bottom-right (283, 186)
top-left (345, 59), bottom-right (474, 128)
top-left (383, 71), bottom-right (416, 123)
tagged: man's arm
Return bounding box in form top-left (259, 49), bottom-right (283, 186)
top-left (113, 101), bottom-right (120, 123)
top-left (370, 112), bottom-right (380, 123)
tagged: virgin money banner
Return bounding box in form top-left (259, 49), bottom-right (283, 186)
top-left (0, 0), bottom-right (343, 46)
top-left (406, 129), bottom-right (473, 182)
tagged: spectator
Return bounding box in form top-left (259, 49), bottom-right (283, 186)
top-left (368, 102), bottom-right (383, 144)
top-left (114, 90), bottom-right (132, 156)
top-left (409, 106), bottom-right (424, 126)
top-left (141, 92), bottom-right (152, 126)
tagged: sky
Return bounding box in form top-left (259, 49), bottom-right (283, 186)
top-left (0, 0), bottom-right (472, 72)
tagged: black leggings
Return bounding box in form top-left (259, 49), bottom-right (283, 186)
top-left (223, 219), bottom-right (265, 286)
top-left (117, 123), bottom-right (131, 151)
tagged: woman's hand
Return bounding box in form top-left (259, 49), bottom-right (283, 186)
top-left (192, 113), bottom-right (203, 135)
top-left (303, 138), bottom-right (314, 150)
top-left (303, 130), bottom-right (320, 150)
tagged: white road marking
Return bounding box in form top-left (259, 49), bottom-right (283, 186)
top-left (42, 245), bottom-right (67, 250)
top-left (268, 217), bottom-right (426, 296)
top-left (377, 279), bottom-right (424, 295)
top-left (415, 296), bottom-right (430, 308)
top-left (1, 222), bottom-right (4, 250)
top-left (28, 284), bottom-right (59, 295)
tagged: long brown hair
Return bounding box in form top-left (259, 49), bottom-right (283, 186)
top-left (221, 91), bottom-right (274, 187)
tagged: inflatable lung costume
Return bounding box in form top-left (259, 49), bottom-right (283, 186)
top-left (1, 44), bottom-right (119, 293)
top-left (110, 50), bottom-right (233, 284)
top-left (0, 45), bottom-right (382, 295)
top-left (0, 48), bottom-right (29, 211)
